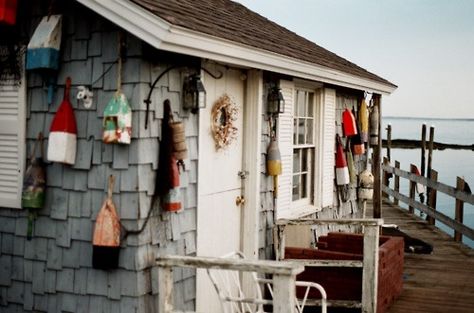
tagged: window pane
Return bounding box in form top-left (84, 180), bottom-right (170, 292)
top-left (292, 175), bottom-right (300, 201)
top-left (293, 118), bottom-right (297, 145)
top-left (297, 91), bottom-right (305, 117)
top-left (301, 148), bottom-right (307, 171)
top-left (301, 174), bottom-right (307, 199)
top-left (306, 119), bottom-right (313, 144)
top-left (293, 150), bottom-right (300, 173)
top-left (298, 119), bottom-right (305, 144)
top-left (308, 93), bottom-right (314, 117)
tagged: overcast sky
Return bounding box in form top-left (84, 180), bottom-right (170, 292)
top-left (234, 0), bottom-right (474, 118)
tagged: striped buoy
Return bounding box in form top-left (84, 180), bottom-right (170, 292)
top-left (162, 156), bottom-right (182, 212)
top-left (342, 108), bottom-right (357, 137)
top-left (47, 77), bottom-right (77, 165)
top-left (267, 138), bottom-right (282, 198)
top-left (359, 99), bottom-right (369, 143)
top-left (336, 135), bottom-right (350, 186)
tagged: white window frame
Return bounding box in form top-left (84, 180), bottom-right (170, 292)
top-left (0, 61), bottom-right (26, 209)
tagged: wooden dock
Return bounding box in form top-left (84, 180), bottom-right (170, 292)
top-left (378, 201), bottom-right (474, 313)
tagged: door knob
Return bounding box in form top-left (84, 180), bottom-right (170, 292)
top-left (235, 195), bottom-right (245, 206)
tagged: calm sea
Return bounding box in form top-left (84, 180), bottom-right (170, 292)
top-left (382, 117), bottom-right (474, 248)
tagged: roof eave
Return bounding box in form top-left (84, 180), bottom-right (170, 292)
top-left (76, 0), bottom-right (397, 95)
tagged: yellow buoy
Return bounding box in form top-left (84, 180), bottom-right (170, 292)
top-left (267, 139), bottom-right (282, 197)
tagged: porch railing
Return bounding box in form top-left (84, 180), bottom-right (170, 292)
top-left (274, 218), bottom-right (384, 313)
top-left (156, 255), bottom-right (305, 313)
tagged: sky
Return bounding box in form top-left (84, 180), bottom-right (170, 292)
top-left (234, 0), bottom-right (474, 118)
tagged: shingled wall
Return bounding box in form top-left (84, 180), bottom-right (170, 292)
top-left (0, 2), bottom-right (197, 312)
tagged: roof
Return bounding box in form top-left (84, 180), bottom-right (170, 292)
top-left (75, 0), bottom-right (397, 94)
top-left (131, 0), bottom-right (396, 89)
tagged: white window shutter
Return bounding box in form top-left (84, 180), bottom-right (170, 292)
top-left (276, 79), bottom-right (294, 219)
top-left (321, 88), bottom-right (336, 208)
top-left (0, 77), bottom-right (26, 209)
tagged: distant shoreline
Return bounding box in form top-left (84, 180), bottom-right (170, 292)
top-left (383, 116), bottom-right (474, 122)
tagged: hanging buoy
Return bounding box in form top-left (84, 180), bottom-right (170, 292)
top-left (413, 165), bottom-right (425, 202)
top-left (345, 141), bottom-right (356, 184)
top-left (47, 77), bottom-right (77, 165)
top-left (342, 108), bottom-right (357, 137)
top-left (0, 0), bottom-right (18, 25)
top-left (358, 170), bottom-right (374, 200)
top-left (267, 138), bottom-right (282, 198)
top-left (169, 120), bottom-right (188, 161)
top-left (369, 103), bottom-right (379, 145)
top-left (26, 14), bottom-right (62, 104)
top-left (162, 156), bottom-right (182, 212)
top-left (359, 99), bottom-right (369, 143)
top-left (103, 92), bottom-right (132, 144)
top-left (336, 135), bottom-right (350, 186)
top-left (92, 175), bottom-right (121, 269)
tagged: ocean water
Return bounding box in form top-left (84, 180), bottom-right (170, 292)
top-left (382, 117), bottom-right (474, 248)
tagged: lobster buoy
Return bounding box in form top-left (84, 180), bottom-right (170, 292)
top-left (162, 156), bottom-right (182, 212)
top-left (47, 77), bottom-right (77, 165)
top-left (267, 138), bottom-right (282, 198)
top-left (413, 166), bottom-right (425, 202)
top-left (359, 99), bottom-right (369, 143)
top-left (369, 104), bottom-right (379, 145)
top-left (342, 108), bottom-right (357, 137)
top-left (103, 92), bottom-right (132, 144)
top-left (358, 170), bottom-right (374, 200)
top-left (336, 135), bottom-right (350, 186)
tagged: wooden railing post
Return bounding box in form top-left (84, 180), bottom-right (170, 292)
top-left (382, 157), bottom-right (389, 199)
top-left (158, 266), bottom-right (174, 313)
top-left (394, 161), bottom-right (400, 206)
top-left (427, 169), bottom-right (438, 225)
top-left (386, 123), bottom-right (391, 161)
top-left (273, 274), bottom-right (297, 313)
top-left (362, 224), bottom-right (379, 313)
top-left (426, 126), bottom-right (435, 203)
top-left (408, 164), bottom-right (416, 214)
top-left (420, 123), bottom-right (426, 177)
top-left (455, 177), bottom-right (465, 242)
top-left (372, 94), bottom-right (382, 218)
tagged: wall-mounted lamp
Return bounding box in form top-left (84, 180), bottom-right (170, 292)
top-left (183, 74), bottom-right (206, 114)
top-left (267, 86), bottom-right (285, 115)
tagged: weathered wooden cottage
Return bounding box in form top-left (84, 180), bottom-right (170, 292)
top-left (0, 0), bottom-right (396, 312)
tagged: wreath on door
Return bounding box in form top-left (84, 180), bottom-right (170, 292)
top-left (211, 93), bottom-right (239, 150)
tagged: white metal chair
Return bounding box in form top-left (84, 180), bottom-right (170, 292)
top-left (206, 251), bottom-right (327, 313)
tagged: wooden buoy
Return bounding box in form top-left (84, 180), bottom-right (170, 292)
top-left (47, 77), bottom-right (77, 165)
top-left (267, 138), bottom-right (282, 197)
top-left (359, 99), bottom-right (369, 143)
top-left (92, 175), bottom-right (121, 269)
top-left (169, 120), bottom-right (188, 160)
top-left (336, 135), bottom-right (350, 186)
top-left (162, 156), bottom-right (182, 212)
top-left (370, 104), bottom-right (379, 145)
top-left (0, 0), bottom-right (18, 25)
top-left (359, 170), bottom-right (374, 200)
top-left (103, 92), bottom-right (132, 144)
top-left (342, 109), bottom-right (357, 137)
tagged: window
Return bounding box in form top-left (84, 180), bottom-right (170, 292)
top-left (0, 70), bottom-right (26, 209)
top-left (277, 80), bottom-right (335, 219)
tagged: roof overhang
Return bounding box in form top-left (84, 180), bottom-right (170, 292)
top-left (76, 0), bottom-right (396, 95)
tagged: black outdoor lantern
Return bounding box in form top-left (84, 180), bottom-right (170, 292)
top-left (183, 74), bottom-right (206, 113)
top-left (267, 85), bottom-right (285, 115)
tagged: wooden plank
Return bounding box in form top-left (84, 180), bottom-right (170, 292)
top-left (427, 169), bottom-right (438, 225)
top-left (276, 218), bottom-right (384, 227)
top-left (386, 123), bottom-right (391, 161)
top-left (394, 161), bottom-right (400, 206)
top-left (372, 94), bottom-right (382, 218)
top-left (284, 259), bottom-right (363, 268)
top-left (455, 177), bottom-right (465, 242)
top-left (156, 255), bottom-right (304, 276)
top-left (382, 186), bottom-right (474, 240)
top-left (361, 225), bottom-right (379, 313)
top-left (158, 267), bottom-right (174, 313)
top-left (382, 164), bottom-right (474, 204)
top-left (272, 274), bottom-right (297, 313)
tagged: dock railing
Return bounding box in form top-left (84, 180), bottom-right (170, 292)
top-left (274, 218), bottom-right (383, 313)
top-left (156, 255), bottom-right (306, 313)
top-left (382, 161), bottom-right (474, 242)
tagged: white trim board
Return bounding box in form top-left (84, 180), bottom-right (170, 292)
top-left (76, 0), bottom-right (396, 95)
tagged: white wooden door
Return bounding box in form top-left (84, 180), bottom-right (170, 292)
top-left (196, 67), bottom-right (245, 312)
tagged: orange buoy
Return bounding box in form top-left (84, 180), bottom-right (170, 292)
top-left (359, 99), bottom-right (369, 143)
top-left (162, 156), bottom-right (182, 212)
top-left (267, 138), bottom-right (282, 198)
top-left (342, 108), bottom-right (357, 137)
top-left (336, 135), bottom-right (350, 186)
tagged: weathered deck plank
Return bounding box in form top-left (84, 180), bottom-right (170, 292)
top-left (378, 201), bottom-right (474, 313)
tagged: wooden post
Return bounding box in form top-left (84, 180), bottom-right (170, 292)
top-left (394, 161), bottom-right (400, 206)
top-left (372, 94), bottom-right (382, 218)
top-left (273, 274), bottom-right (297, 313)
top-left (426, 126), bottom-right (434, 202)
top-left (158, 266), bottom-right (174, 313)
top-left (454, 177), bottom-right (465, 242)
top-left (386, 123), bottom-right (391, 161)
top-left (420, 123), bottom-right (426, 177)
top-left (382, 157), bottom-right (389, 199)
top-left (361, 224), bottom-right (379, 313)
top-left (408, 164), bottom-right (416, 214)
top-left (427, 169), bottom-right (438, 225)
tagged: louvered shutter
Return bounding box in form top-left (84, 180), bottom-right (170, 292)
top-left (0, 77), bottom-right (26, 209)
top-left (276, 79), bottom-right (294, 219)
top-left (321, 88), bottom-right (336, 208)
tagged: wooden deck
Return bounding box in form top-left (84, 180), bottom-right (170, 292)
top-left (378, 200), bottom-right (474, 313)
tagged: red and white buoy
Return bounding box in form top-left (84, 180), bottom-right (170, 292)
top-left (47, 77), bottom-right (77, 165)
top-left (342, 108), bottom-right (357, 137)
top-left (336, 135), bottom-right (350, 186)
